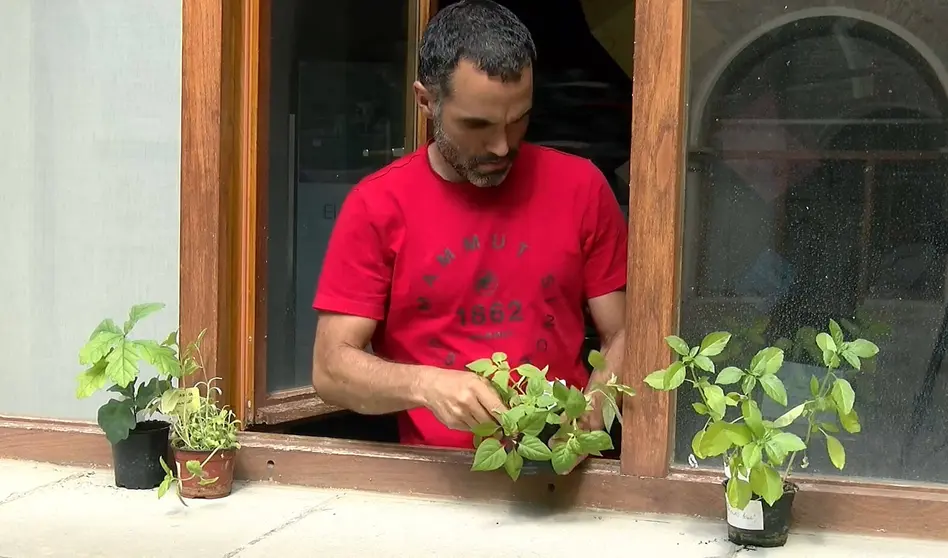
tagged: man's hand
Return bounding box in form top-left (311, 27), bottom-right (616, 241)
top-left (419, 370), bottom-right (508, 431)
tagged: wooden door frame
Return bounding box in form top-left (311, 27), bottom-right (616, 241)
top-left (157, 0), bottom-right (948, 539)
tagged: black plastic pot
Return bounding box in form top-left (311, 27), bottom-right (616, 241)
top-left (723, 480), bottom-right (797, 547)
top-left (111, 420), bottom-right (171, 489)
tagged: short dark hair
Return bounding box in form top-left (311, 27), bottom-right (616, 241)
top-left (418, 0), bottom-right (536, 98)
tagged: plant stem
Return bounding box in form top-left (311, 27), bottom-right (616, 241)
top-left (784, 365), bottom-right (837, 479)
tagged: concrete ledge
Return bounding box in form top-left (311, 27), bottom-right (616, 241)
top-left (1, 459), bottom-right (946, 557)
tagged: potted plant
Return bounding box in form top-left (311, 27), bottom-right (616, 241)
top-left (75, 302), bottom-right (186, 489)
top-left (157, 370), bottom-right (241, 503)
top-left (644, 321), bottom-right (879, 547)
top-left (465, 350), bottom-right (635, 480)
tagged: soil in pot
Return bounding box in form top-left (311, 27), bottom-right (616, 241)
top-left (173, 448), bottom-right (237, 499)
top-left (111, 420), bottom-right (171, 490)
top-left (723, 480), bottom-right (797, 548)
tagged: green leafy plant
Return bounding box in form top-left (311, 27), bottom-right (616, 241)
top-left (157, 369), bottom-right (241, 504)
top-left (466, 350), bottom-right (635, 480)
top-left (644, 320), bottom-right (879, 510)
top-left (75, 303), bottom-right (193, 444)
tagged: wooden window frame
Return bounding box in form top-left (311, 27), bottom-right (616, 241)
top-left (170, 0), bottom-right (948, 540)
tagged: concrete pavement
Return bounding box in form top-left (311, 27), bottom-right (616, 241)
top-left (1, 459), bottom-right (945, 557)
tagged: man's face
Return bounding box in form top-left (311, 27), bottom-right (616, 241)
top-left (423, 60), bottom-right (533, 187)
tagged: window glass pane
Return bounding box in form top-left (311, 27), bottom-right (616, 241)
top-left (265, 0), bottom-right (412, 392)
top-left (677, 2), bottom-right (948, 482)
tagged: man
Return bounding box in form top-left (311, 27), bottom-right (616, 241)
top-left (312, 0), bottom-right (628, 450)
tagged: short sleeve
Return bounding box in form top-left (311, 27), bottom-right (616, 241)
top-left (312, 188), bottom-right (393, 321)
top-left (581, 166), bottom-right (629, 300)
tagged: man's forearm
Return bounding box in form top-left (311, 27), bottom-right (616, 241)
top-left (313, 345), bottom-right (438, 415)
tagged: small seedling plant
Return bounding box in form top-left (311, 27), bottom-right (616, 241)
top-left (644, 320), bottom-right (879, 510)
top-left (75, 303), bottom-right (193, 444)
top-left (466, 350), bottom-right (635, 480)
top-left (156, 334), bottom-right (241, 506)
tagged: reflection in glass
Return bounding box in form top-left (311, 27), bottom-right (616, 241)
top-left (266, 0), bottom-right (410, 392)
top-left (678, 6), bottom-right (948, 482)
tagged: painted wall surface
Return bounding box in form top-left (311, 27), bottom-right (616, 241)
top-left (0, 0), bottom-right (182, 419)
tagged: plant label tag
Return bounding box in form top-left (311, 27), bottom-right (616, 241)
top-left (726, 499), bottom-right (764, 531)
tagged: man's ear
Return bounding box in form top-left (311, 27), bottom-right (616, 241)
top-left (413, 81), bottom-right (437, 119)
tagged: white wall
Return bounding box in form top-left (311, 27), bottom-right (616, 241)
top-left (0, 0), bottom-right (182, 419)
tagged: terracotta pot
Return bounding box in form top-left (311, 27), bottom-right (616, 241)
top-left (173, 448), bottom-right (237, 499)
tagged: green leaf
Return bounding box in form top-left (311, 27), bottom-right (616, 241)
top-left (742, 442), bottom-right (762, 470)
top-left (831, 378), bottom-right (856, 415)
top-left (769, 432), bottom-right (807, 453)
top-left (471, 438), bottom-right (507, 471)
top-left (723, 424), bottom-right (753, 446)
top-left (741, 400), bottom-right (764, 437)
top-left (726, 477), bottom-right (752, 510)
top-left (134, 377), bottom-right (168, 410)
top-left (819, 421), bottom-right (840, 433)
top-left (665, 335), bottom-right (690, 356)
top-left (518, 411), bottom-right (548, 437)
top-left (90, 318), bottom-right (123, 340)
top-left (749, 347), bottom-right (784, 376)
top-left (772, 403), bottom-right (805, 428)
top-left (491, 368), bottom-right (512, 397)
top-left (159, 455), bottom-right (172, 474)
top-left (601, 395), bottom-right (620, 432)
top-left (157, 476), bottom-right (173, 499)
top-left (664, 361), bottom-right (686, 390)
top-left (840, 347), bottom-right (861, 371)
top-left (693, 355), bottom-right (715, 373)
top-left (816, 332), bottom-right (837, 353)
top-left (587, 350), bottom-right (607, 371)
top-left (691, 429), bottom-right (706, 459)
top-left (516, 363), bottom-right (545, 379)
top-left (703, 384), bottom-right (727, 420)
top-left (564, 387), bottom-right (587, 419)
top-left (552, 380), bottom-right (570, 403)
top-left (185, 460), bottom-right (203, 477)
top-left (136, 340), bottom-right (182, 378)
top-left (829, 319), bottom-right (845, 348)
top-left (499, 411), bottom-right (518, 436)
top-left (503, 447), bottom-right (524, 481)
top-left (161, 329), bottom-right (178, 347)
top-left (491, 352), bottom-right (508, 364)
top-left (644, 370), bottom-right (667, 390)
top-left (78, 330), bottom-right (123, 366)
top-left (699, 332), bottom-right (731, 357)
top-left (526, 376), bottom-right (547, 398)
top-left (517, 434), bottom-right (553, 461)
top-left (466, 358), bottom-right (495, 374)
top-left (124, 302), bottom-right (165, 334)
top-left (551, 442), bottom-right (580, 475)
top-left (849, 339), bottom-right (879, 359)
top-left (698, 421), bottom-right (733, 457)
top-left (692, 402), bottom-right (708, 415)
top-left (759, 374), bottom-right (788, 407)
top-left (839, 409), bottom-right (861, 434)
top-left (749, 463), bottom-right (784, 506)
top-left (809, 375), bottom-right (820, 397)
top-left (198, 477), bottom-right (219, 486)
top-left (741, 374), bottom-right (757, 395)
top-left (825, 433), bottom-right (846, 470)
top-left (715, 366), bottom-right (743, 385)
top-left (471, 422), bottom-right (500, 437)
top-left (577, 431), bottom-right (614, 454)
top-left (76, 360), bottom-right (109, 399)
top-left (97, 398), bottom-right (137, 445)
top-left (104, 339), bottom-right (143, 388)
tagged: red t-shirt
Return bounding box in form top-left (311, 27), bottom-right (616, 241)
top-left (313, 143), bottom-right (628, 449)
